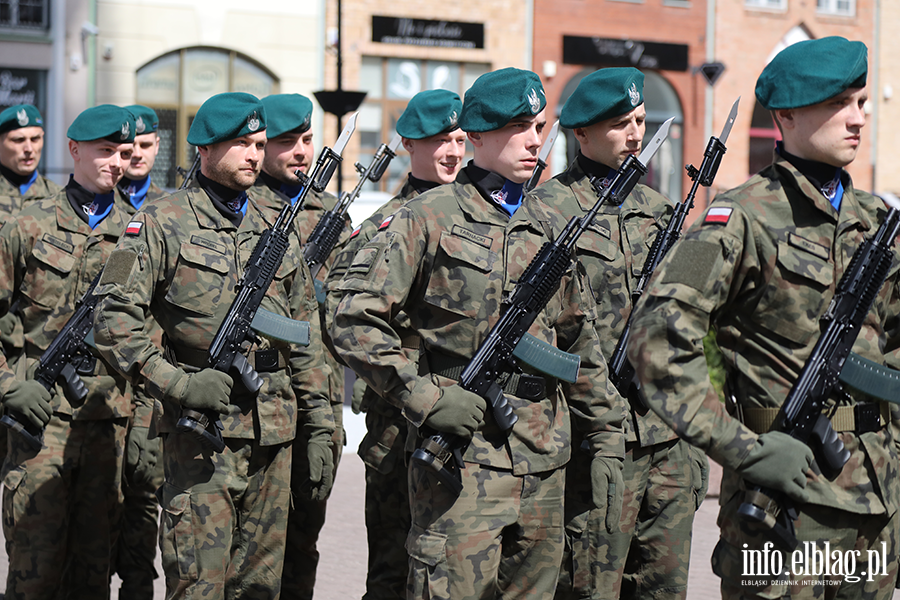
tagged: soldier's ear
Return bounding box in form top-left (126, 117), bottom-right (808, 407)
top-left (68, 139), bottom-right (79, 161)
top-left (468, 132), bottom-right (483, 148)
top-left (401, 137), bottom-right (415, 154)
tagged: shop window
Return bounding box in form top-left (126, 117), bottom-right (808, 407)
top-left (817, 0), bottom-right (854, 16)
top-left (136, 47), bottom-right (278, 188)
top-left (748, 99), bottom-right (780, 176)
top-left (745, 0), bottom-right (787, 9)
top-left (0, 0), bottom-right (48, 31)
top-left (357, 56), bottom-right (487, 195)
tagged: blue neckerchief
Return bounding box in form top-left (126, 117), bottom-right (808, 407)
top-left (822, 170), bottom-right (844, 212)
top-left (123, 175), bottom-right (152, 210)
top-left (279, 182), bottom-right (305, 206)
top-left (227, 192), bottom-right (249, 217)
top-left (19, 170), bottom-right (37, 196)
top-left (85, 192), bottom-right (115, 229)
top-left (492, 180), bottom-right (524, 216)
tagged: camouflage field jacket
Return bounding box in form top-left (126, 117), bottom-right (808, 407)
top-left (330, 169), bottom-right (624, 475)
top-left (92, 186), bottom-right (332, 446)
top-left (627, 154), bottom-right (900, 514)
top-left (0, 189), bottom-right (133, 419)
top-left (533, 158), bottom-right (677, 447)
top-left (0, 173), bottom-right (62, 220)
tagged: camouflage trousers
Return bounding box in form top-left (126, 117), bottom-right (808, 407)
top-left (159, 432), bottom-right (292, 600)
top-left (281, 402), bottom-right (344, 600)
top-left (113, 446), bottom-right (165, 600)
top-left (557, 438), bottom-right (706, 600)
top-left (2, 414), bottom-right (128, 600)
top-left (713, 489), bottom-right (899, 600)
top-left (360, 405), bottom-right (409, 600)
top-left (408, 460), bottom-right (565, 600)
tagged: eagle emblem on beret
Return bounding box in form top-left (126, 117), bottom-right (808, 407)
top-left (527, 88), bottom-right (541, 115)
top-left (16, 109), bottom-right (28, 126)
top-left (248, 111), bottom-right (260, 132)
top-left (448, 110), bottom-right (458, 127)
top-left (628, 82), bottom-right (640, 107)
top-left (120, 121), bottom-right (130, 140)
top-left (302, 114), bottom-right (311, 129)
top-left (135, 116), bottom-right (146, 134)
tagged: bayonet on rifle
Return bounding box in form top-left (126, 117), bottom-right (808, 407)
top-left (524, 120), bottom-right (559, 193)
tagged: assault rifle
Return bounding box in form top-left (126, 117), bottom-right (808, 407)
top-left (737, 193), bottom-right (900, 550)
top-left (304, 132), bottom-right (402, 280)
top-left (177, 153), bottom-right (201, 190)
top-left (523, 120), bottom-right (559, 193)
top-left (0, 272), bottom-right (103, 450)
top-left (410, 117), bottom-right (675, 494)
top-left (176, 113), bottom-right (358, 452)
top-left (608, 98), bottom-right (740, 410)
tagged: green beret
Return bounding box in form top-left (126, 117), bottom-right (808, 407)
top-left (125, 104), bottom-right (159, 135)
top-left (396, 90), bottom-right (462, 140)
top-left (67, 105), bottom-right (136, 143)
top-left (756, 36), bottom-right (867, 110)
top-left (187, 92), bottom-right (266, 146)
top-left (0, 104), bottom-right (44, 134)
top-left (560, 68), bottom-right (644, 129)
top-left (261, 94), bottom-right (313, 138)
top-left (459, 68), bottom-right (546, 133)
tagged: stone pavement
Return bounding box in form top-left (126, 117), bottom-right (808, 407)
top-left (0, 405), bottom-right (896, 599)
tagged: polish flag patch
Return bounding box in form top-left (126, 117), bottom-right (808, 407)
top-left (378, 214), bottom-right (394, 231)
top-left (704, 207), bottom-right (733, 225)
top-left (125, 221), bottom-right (143, 236)
top-left (349, 225), bottom-right (362, 239)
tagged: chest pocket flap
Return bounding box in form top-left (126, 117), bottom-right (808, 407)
top-left (32, 236), bottom-right (76, 274)
top-left (424, 230), bottom-right (496, 318)
top-left (776, 239), bottom-right (833, 286)
top-left (165, 240), bottom-right (231, 316)
top-left (437, 231), bottom-right (494, 273)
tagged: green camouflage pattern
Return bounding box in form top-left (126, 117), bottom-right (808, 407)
top-left (250, 178), bottom-right (351, 599)
top-left (92, 185), bottom-right (333, 599)
top-left (159, 433), bottom-right (292, 599)
top-left (324, 178), bottom-right (418, 600)
top-left (627, 155), bottom-right (900, 594)
top-left (0, 172), bottom-right (62, 221)
top-left (557, 439), bottom-right (705, 600)
top-left (533, 159), bottom-right (705, 600)
top-left (330, 169), bottom-right (623, 598)
top-left (0, 189), bottom-right (133, 417)
top-left (92, 186), bottom-right (332, 444)
top-left (3, 415), bottom-right (129, 598)
top-left (407, 460), bottom-right (565, 600)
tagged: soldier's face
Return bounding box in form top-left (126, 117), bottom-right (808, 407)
top-left (68, 139), bottom-right (134, 194)
top-left (126, 132), bottom-right (160, 180)
top-left (0, 126), bottom-right (44, 177)
top-left (777, 87), bottom-right (867, 168)
top-left (201, 131), bottom-right (267, 191)
top-left (469, 111), bottom-right (546, 184)
top-left (574, 105), bottom-right (646, 169)
top-left (262, 130), bottom-right (314, 184)
top-left (403, 129), bottom-right (467, 185)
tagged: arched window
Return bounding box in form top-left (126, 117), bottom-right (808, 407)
top-left (135, 47), bottom-right (279, 188)
top-left (557, 68), bottom-right (684, 201)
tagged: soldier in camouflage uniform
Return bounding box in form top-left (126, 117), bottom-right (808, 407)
top-left (323, 88), bottom-right (466, 600)
top-left (118, 104), bottom-right (168, 211)
top-left (627, 37), bottom-right (900, 599)
top-left (532, 68), bottom-right (708, 600)
top-left (0, 104), bottom-right (137, 598)
top-left (251, 92), bottom-right (350, 600)
top-left (111, 104), bottom-right (167, 599)
top-left (92, 92), bottom-right (335, 600)
top-left (0, 103), bottom-right (62, 219)
top-left (330, 68), bottom-right (624, 600)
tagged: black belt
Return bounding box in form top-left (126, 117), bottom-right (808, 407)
top-left (426, 352), bottom-right (549, 401)
top-left (168, 344), bottom-right (289, 374)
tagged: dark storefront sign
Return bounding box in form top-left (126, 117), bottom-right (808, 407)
top-left (563, 36), bottom-right (688, 71)
top-left (0, 67), bottom-right (46, 111)
top-left (372, 16), bottom-right (484, 49)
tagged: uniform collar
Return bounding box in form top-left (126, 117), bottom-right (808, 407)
top-left (408, 173), bottom-right (442, 195)
top-left (56, 180), bottom-right (127, 236)
top-left (562, 155), bottom-right (656, 219)
top-left (449, 168), bottom-right (516, 228)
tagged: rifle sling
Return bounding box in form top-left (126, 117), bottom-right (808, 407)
top-left (426, 351), bottom-right (550, 402)
top-left (839, 352), bottom-right (900, 405)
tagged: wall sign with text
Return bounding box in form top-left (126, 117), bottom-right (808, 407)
top-left (372, 16), bottom-right (484, 49)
